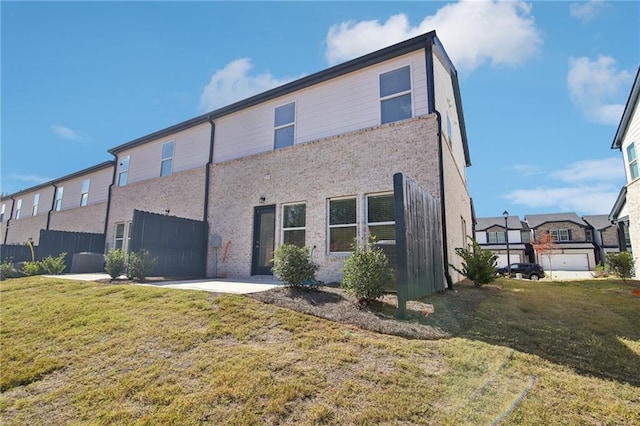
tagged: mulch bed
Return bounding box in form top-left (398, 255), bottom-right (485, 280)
top-left (249, 281), bottom-right (501, 340)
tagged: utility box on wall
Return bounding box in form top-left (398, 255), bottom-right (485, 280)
top-left (71, 252), bottom-right (105, 273)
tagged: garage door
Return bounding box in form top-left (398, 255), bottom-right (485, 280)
top-left (541, 254), bottom-right (589, 271)
top-left (495, 255), bottom-right (509, 268)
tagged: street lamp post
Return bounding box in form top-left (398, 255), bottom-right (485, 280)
top-left (503, 210), bottom-right (511, 276)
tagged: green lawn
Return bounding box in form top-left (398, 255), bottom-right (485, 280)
top-left (1, 276), bottom-right (639, 425)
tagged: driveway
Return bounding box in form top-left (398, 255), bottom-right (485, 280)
top-left (46, 273), bottom-right (282, 294)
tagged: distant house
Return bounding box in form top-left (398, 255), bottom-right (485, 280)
top-left (610, 67), bottom-right (639, 277)
top-left (1, 31), bottom-right (475, 285)
top-left (525, 212), bottom-right (596, 271)
top-left (582, 214), bottom-right (621, 265)
top-left (474, 215), bottom-right (532, 267)
top-left (1, 161), bottom-right (114, 245)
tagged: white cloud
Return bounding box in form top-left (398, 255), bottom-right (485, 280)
top-left (505, 185), bottom-right (618, 215)
top-left (570, 0), bottom-right (608, 22)
top-left (550, 157), bottom-right (624, 182)
top-left (512, 164), bottom-right (543, 177)
top-left (325, 1), bottom-right (543, 72)
top-left (198, 58), bottom-right (300, 112)
top-left (7, 173), bottom-right (52, 184)
top-left (51, 125), bottom-right (90, 142)
top-left (567, 56), bottom-right (632, 125)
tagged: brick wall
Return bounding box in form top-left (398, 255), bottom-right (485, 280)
top-left (2, 214), bottom-right (48, 244)
top-left (49, 202), bottom-right (108, 235)
top-left (533, 221), bottom-right (588, 241)
top-left (207, 115), bottom-right (471, 283)
top-left (627, 181), bottom-right (640, 277)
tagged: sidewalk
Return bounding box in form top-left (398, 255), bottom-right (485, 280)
top-left (46, 273), bottom-right (282, 294)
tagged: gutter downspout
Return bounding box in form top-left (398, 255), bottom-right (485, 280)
top-left (425, 39), bottom-right (454, 291)
top-left (103, 156), bottom-right (119, 252)
top-left (203, 116), bottom-right (216, 277)
top-left (3, 197), bottom-right (16, 245)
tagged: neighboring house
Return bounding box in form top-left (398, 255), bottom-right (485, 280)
top-left (610, 67), bottom-right (639, 277)
top-left (474, 216), bottom-right (532, 267)
top-left (2, 31), bottom-right (474, 284)
top-left (1, 161), bottom-right (114, 245)
top-left (582, 214), bottom-right (621, 265)
top-left (525, 213), bottom-right (596, 271)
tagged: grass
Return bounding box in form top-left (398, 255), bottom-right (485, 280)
top-left (1, 276), bottom-right (639, 425)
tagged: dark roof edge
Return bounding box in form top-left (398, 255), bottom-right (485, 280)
top-left (608, 186), bottom-right (627, 221)
top-left (3, 161), bottom-right (115, 198)
top-left (611, 66), bottom-right (640, 150)
top-left (109, 31), bottom-right (438, 154)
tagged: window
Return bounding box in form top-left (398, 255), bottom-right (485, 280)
top-left (521, 231), bottom-right (530, 243)
top-left (80, 179), bottom-right (90, 207)
top-left (54, 187), bottom-right (64, 211)
top-left (487, 231), bottom-right (506, 244)
top-left (446, 114), bottom-right (453, 146)
top-left (627, 143), bottom-right (638, 181)
top-left (160, 141), bottom-right (174, 177)
top-left (32, 193), bottom-right (40, 216)
top-left (282, 203), bottom-right (306, 247)
top-left (274, 102), bottom-right (295, 149)
top-left (328, 197), bottom-right (357, 253)
top-left (0, 204), bottom-right (5, 222)
top-left (366, 193), bottom-right (395, 241)
top-left (118, 155), bottom-right (130, 186)
top-left (586, 229), bottom-right (593, 242)
top-left (549, 229), bottom-right (571, 242)
top-left (15, 199), bottom-right (22, 219)
top-left (114, 222), bottom-right (131, 252)
top-left (380, 65), bottom-right (412, 124)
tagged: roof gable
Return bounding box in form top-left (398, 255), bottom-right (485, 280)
top-left (612, 67), bottom-right (640, 150)
top-left (525, 212), bottom-right (588, 229)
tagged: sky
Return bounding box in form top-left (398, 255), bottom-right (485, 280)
top-left (1, 0), bottom-right (638, 220)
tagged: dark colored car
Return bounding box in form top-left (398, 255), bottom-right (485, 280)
top-left (497, 263), bottom-right (545, 280)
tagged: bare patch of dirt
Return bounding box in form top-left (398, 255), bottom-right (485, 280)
top-left (249, 281), bottom-right (501, 340)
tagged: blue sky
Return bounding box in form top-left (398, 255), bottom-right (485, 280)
top-left (1, 0), bottom-right (638, 219)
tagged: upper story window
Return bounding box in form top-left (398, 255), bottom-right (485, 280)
top-left (282, 203), bottom-right (306, 247)
top-left (32, 193), bottom-right (40, 216)
top-left (80, 179), bottom-right (90, 207)
top-left (586, 229), bottom-right (593, 242)
top-left (380, 65), bottom-right (412, 125)
top-left (118, 155), bottom-right (130, 187)
top-left (15, 199), bottom-right (22, 219)
top-left (446, 114), bottom-right (453, 146)
top-left (627, 142), bottom-right (638, 181)
top-left (160, 141), bottom-right (175, 177)
top-left (54, 187), bottom-right (64, 211)
top-left (549, 229), bottom-right (571, 242)
top-left (274, 102), bottom-right (295, 150)
top-left (366, 193), bottom-right (395, 241)
top-left (328, 197), bottom-right (357, 253)
top-left (0, 203), bottom-right (5, 222)
top-left (521, 231), bottom-right (531, 243)
top-left (487, 231), bottom-right (506, 244)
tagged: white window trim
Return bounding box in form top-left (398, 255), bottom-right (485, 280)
top-left (118, 155), bottom-right (130, 187)
top-left (80, 179), bottom-right (90, 207)
top-left (327, 195), bottom-right (358, 255)
top-left (281, 202), bottom-right (306, 246)
top-left (379, 65), bottom-right (413, 124)
top-left (15, 199), bottom-right (22, 219)
top-left (274, 101), bottom-right (296, 150)
top-left (114, 221), bottom-right (132, 253)
top-left (160, 140), bottom-right (175, 177)
top-left (365, 192), bottom-right (395, 242)
top-left (627, 142), bottom-right (638, 181)
top-left (32, 193), bottom-right (40, 216)
top-left (54, 187), bottom-right (64, 211)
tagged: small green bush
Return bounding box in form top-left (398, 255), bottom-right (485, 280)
top-left (1, 260), bottom-right (18, 280)
top-left (21, 261), bottom-right (42, 277)
top-left (271, 244), bottom-right (319, 288)
top-left (341, 238), bottom-right (393, 303)
top-left (606, 252), bottom-right (635, 281)
top-left (127, 250), bottom-right (158, 282)
top-left (451, 236), bottom-right (498, 287)
top-left (105, 249), bottom-right (128, 280)
top-left (39, 252), bottom-right (67, 275)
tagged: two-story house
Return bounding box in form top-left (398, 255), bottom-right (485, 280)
top-left (610, 67), bottom-right (639, 277)
top-left (525, 212), bottom-right (596, 271)
top-left (474, 215), bottom-right (532, 267)
top-left (582, 214), bottom-right (621, 265)
top-left (1, 161), bottom-right (114, 245)
top-left (2, 31), bottom-right (474, 285)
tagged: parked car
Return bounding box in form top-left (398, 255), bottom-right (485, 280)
top-left (497, 263), bottom-right (545, 280)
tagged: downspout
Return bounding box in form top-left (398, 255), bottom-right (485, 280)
top-left (103, 156), bottom-right (119, 252)
top-left (46, 183), bottom-right (58, 231)
top-left (203, 116), bottom-right (216, 277)
top-left (3, 196), bottom-right (16, 244)
top-left (425, 38), bottom-right (454, 290)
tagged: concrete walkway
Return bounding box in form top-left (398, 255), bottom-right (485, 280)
top-left (46, 273), bottom-right (282, 294)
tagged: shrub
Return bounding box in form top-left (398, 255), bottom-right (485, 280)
top-left (104, 249), bottom-right (128, 280)
top-left (39, 252), bottom-right (67, 275)
top-left (451, 236), bottom-right (498, 287)
top-left (592, 262), bottom-right (611, 278)
top-left (606, 252), bottom-right (635, 281)
top-left (341, 238), bottom-right (393, 303)
top-left (271, 244), bottom-right (319, 288)
top-left (0, 260), bottom-right (18, 280)
top-left (21, 261), bottom-right (42, 277)
top-left (127, 250), bottom-right (158, 282)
